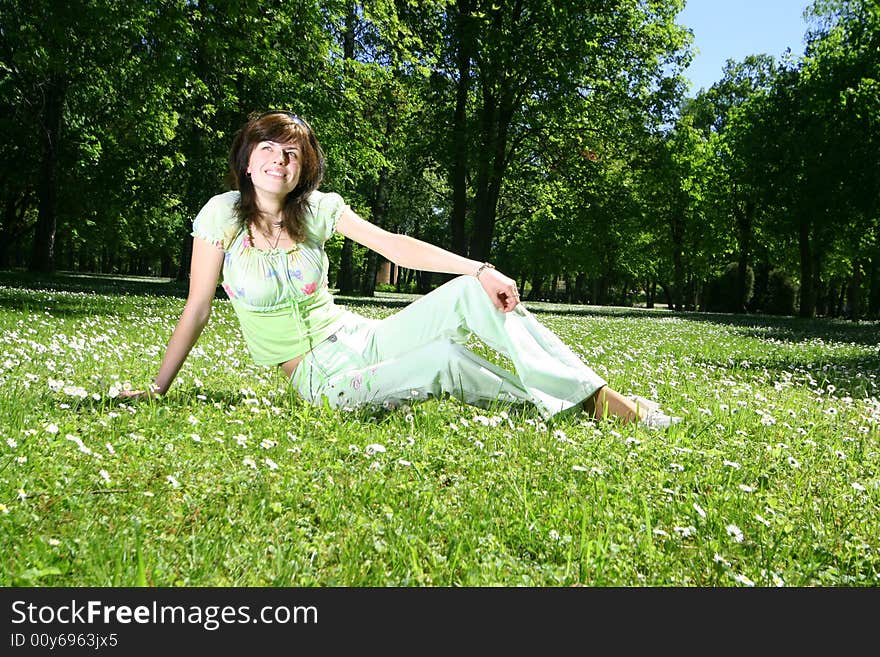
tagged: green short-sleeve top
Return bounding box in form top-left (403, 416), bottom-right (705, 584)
top-left (191, 189), bottom-right (349, 366)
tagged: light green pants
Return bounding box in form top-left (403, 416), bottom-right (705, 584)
top-left (290, 275), bottom-right (606, 419)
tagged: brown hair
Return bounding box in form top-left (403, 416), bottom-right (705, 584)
top-left (227, 111), bottom-right (326, 242)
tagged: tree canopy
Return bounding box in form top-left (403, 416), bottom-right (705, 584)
top-left (1, 0), bottom-right (877, 319)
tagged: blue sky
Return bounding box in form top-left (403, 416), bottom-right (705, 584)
top-left (676, 0), bottom-right (814, 94)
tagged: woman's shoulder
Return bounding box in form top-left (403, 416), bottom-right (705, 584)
top-left (306, 189), bottom-right (344, 211)
top-left (204, 190), bottom-right (242, 213)
top-left (192, 191), bottom-right (243, 248)
top-left (305, 189), bottom-right (348, 241)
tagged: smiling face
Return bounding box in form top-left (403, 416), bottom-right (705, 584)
top-left (247, 140), bottom-right (301, 203)
top-left (228, 112), bottom-right (326, 228)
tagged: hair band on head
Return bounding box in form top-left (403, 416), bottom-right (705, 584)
top-left (257, 110), bottom-right (305, 126)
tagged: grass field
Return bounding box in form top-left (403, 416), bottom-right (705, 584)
top-left (1, 274), bottom-right (878, 586)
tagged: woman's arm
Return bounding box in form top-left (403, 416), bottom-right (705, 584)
top-left (336, 208), bottom-right (521, 312)
top-left (121, 237), bottom-right (224, 398)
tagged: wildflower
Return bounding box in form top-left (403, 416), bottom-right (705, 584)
top-left (165, 475), bottom-right (180, 488)
top-left (572, 465), bottom-right (588, 472)
top-left (17, 488), bottom-right (26, 501)
top-left (105, 442), bottom-right (116, 456)
top-left (713, 553), bottom-right (731, 567)
top-left (548, 529), bottom-right (560, 541)
top-left (732, 573), bottom-right (755, 587)
top-left (738, 484), bottom-right (755, 493)
top-left (235, 434), bottom-right (248, 448)
top-left (66, 434), bottom-right (92, 455)
top-left (553, 429), bottom-right (567, 442)
top-left (45, 423), bottom-right (60, 434)
top-left (693, 502), bottom-right (707, 519)
top-left (260, 438), bottom-right (277, 449)
top-left (398, 459), bottom-right (412, 467)
top-left (243, 457), bottom-right (257, 469)
top-left (16, 456), bottom-right (26, 464)
top-left (0, 504), bottom-right (8, 514)
top-left (787, 456), bottom-right (800, 469)
top-left (652, 528), bottom-right (669, 537)
top-left (99, 469), bottom-right (111, 484)
top-left (755, 514), bottom-right (771, 527)
top-left (851, 482), bottom-right (866, 492)
top-left (264, 458), bottom-right (279, 471)
top-left (48, 538), bottom-right (61, 546)
top-left (6, 438), bottom-right (17, 448)
top-left (187, 415), bottom-right (199, 425)
top-left (670, 463), bottom-right (684, 471)
top-left (673, 525), bottom-right (696, 538)
top-left (726, 524), bottom-right (744, 543)
top-left (723, 460), bottom-right (741, 470)
top-left (63, 385), bottom-right (88, 399)
top-left (365, 444), bottom-right (386, 456)
top-left (349, 445), bottom-right (360, 454)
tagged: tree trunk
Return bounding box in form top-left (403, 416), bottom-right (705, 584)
top-left (848, 259), bottom-right (863, 321)
top-left (336, 3), bottom-right (359, 294)
top-left (30, 73), bottom-right (67, 273)
top-left (798, 218), bottom-right (815, 318)
top-left (468, 75), bottom-right (515, 262)
top-left (527, 273), bottom-right (544, 300)
top-left (670, 210), bottom-right (685, 311)
top-left (735, 197), bottom-right (754, 312)
top-left (449, 0), bottom-right (473, 257)
top-left (360, 166), bottom-right (389, 297)
top-left (0, 191), bottom-right (30, 269)
top-left (868, 254), bottom-right (880, 318)
top-left (575, 272), bottom-right (587, 304)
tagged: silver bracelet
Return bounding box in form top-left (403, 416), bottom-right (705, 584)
top-left (475, 262), bottom-right (495, 279)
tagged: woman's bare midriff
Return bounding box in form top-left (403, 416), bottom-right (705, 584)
top-left (280, 354), bottom-right (304, 378)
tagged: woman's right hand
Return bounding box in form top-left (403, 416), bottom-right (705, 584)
top-left (117, 386), bottom-right (161, 401)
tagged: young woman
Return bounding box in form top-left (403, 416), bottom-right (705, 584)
top-left (123, 111), bottom-right (679, 429)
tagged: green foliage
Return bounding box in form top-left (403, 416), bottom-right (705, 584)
top-left (761, 269), bottom-right (800, 317)
top-left (704, 262), bottom-right (755, 313)
top-left (1, 0), bottom-right (877, 318)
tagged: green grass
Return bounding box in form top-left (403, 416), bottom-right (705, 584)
top-left (0, 276), bottom-right (878, 586)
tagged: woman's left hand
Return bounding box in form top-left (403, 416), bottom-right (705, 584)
top-left (477, 267), bottom-right (521, 312)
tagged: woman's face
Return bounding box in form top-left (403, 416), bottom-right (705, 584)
top-left (246, 140), bottom-right (301, 202)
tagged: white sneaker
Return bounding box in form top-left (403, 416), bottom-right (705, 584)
top-left (630, 395), bottom-right (682, 430)
top-left (642, 410), bottom-right (683, 430)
